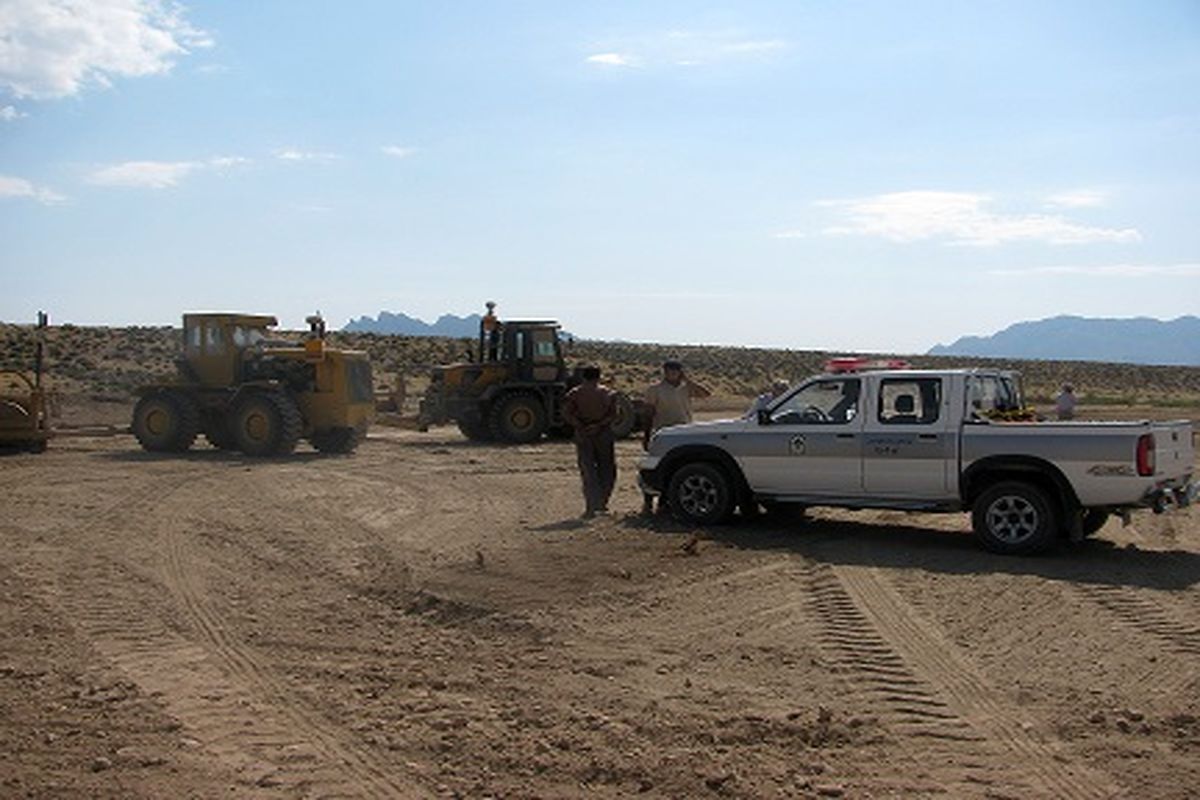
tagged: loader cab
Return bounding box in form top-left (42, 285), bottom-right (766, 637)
top-left (483, 321), bottom-right (564, 383)
top-left (182, 313), bottom-right (276, 387)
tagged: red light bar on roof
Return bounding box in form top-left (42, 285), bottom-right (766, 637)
top-left (825, 357), bottom-right (912, 374)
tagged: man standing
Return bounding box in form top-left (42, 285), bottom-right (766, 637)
top-left (642, 359), bottom-right (711, 513)
top-left (1055, 384), bottom-right (1077, 420)
top-left (562, 366), bottom-right (618, 518)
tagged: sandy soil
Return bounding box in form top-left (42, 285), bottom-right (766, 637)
top-left (2, 414), bottom-right (1198, 799)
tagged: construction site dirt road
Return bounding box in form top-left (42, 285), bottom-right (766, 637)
top-left (2, 423), bottom-right (1198, 798)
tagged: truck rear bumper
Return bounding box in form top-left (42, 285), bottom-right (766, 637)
top-left (1144, 478), bottom-right (1196, 513)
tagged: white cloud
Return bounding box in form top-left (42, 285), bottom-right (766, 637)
top-left (86, 156), bottom-right (248, 188)
top-left (0, 0), bottom-right (211, 100)
top-left (585, 29), bottom-right (787, 69)
top-left (990, 263), bottom-right (1200, 278)
top-left (817, 190), bottom-right (1141, 246)
top-left (380, 144), bottom-right (417, 158)
top-left (1, 104), bottom-right (26, 120)
top-left (208, 155), bottom-right (250, 169)
top-left (1044, 189), bottom-right (1110, 209)
top-left (585, 52), bottom-right (636, 67)
top-left (274, 148), bottom-right (341, 163)
top-left (0, 173), bottom-right (65, 204)
top-left (771, 230), bottom-right (806, 240)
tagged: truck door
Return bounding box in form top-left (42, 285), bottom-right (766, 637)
top-left (741, 377), bottom-right (864, 496)
top-left (862, 376), bottom-right (953, 499)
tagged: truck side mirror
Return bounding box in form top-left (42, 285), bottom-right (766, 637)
top-left (757, 408), bottom-right (771, 425)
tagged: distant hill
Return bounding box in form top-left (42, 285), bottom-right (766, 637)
top-left (344, 311), bottom-right (482, 337)
top-left (928, 315), bottom-right (1200, 366)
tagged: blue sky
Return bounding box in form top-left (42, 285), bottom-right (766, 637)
top-left (1, 1), bottom-right (1197, 353)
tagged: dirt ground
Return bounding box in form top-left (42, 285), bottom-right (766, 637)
top-left (2, 407), bottom-right (1198, 799)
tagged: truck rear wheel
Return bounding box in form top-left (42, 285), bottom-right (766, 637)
top-left (231, 391), bottom-right (302, 456)
top-left (132, 391), bottom-right (199, 453)
top-left (668, 462), bottom-right (736, 525)
top-left (489, 393), bottom-right (546, 444)
top-left (971, 481), bottom-right (1057, 555)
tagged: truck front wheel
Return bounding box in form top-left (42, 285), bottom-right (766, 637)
top-left (971, 481), bottom-right (1058, 555)
top-left (668, 462), bottom-right (735, 525)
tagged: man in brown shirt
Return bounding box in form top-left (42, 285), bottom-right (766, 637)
top-left (562, 366), bottom-right (618, 518)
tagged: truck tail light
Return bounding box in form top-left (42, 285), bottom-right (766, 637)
top-left (1136, 433), bottom-right (1156, 477)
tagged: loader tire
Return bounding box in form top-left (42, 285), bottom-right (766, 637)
top-left (232, 391), bottom-right (303, 456)
top-left (489, 392), bottom-right (546, 444)
top-left (133, 391), bottom-right (199, 453)
top-left (310, 426), bottom-right (362, 454)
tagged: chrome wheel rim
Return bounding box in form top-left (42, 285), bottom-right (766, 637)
top-left (985, 495), bottom-right (1039, 543)
top-left (678, 473), bottom-right (720, 517)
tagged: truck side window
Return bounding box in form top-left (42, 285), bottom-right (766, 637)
top-left (770, 379), bottom-right (860, 425)
top-left (878, 378), bottom-right (941, 425)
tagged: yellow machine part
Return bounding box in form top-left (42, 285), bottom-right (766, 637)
top-left (440, 363), bottom-right (510, 392)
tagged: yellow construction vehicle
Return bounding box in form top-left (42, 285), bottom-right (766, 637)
top-left (417, 302), bottom-right (642, 444)
top-left (0, 313), bottom-right (53, 453)
top-left (132, 313), bottom-right (374, 456)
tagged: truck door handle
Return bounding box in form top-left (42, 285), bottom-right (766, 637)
top-left (918, 434), bottom-right (937, 440)
top-left (836, 434), bottom-right (855, 439)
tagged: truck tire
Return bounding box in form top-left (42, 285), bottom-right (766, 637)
top-left (231, 391), bottom-right (303, 456)
top-left (610, 393), bottom-right (636, 439)
top-left (132, 391), bottom-right (199, 453)
top-left (489, 393), bottom-right (546, 444)
top-left (668, 462), bottom-right (736, 525)
top-left (310, 426), bottom-right (362, 454)
top-left (971, 481), bottom-right (1058, 555)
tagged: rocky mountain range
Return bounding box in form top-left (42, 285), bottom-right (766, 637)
top-left (928, 315), bottom-right (1200, 366)
top-left (343, 311), bottom-right (483, 337)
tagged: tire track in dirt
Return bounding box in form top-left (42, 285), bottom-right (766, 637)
top-left (156, 471), bottom-right (430, 798)
top-left (1073, 583), bottom-right (1200, 694)
top-left (37, 462), bottom-right (428, 798)
top-left (828, 563), bottom-right (1122, 800)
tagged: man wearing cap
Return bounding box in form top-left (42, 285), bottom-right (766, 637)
top-left (642, 360), bottom-right (711, 513)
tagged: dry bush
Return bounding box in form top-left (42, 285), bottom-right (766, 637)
top-left (3, 323), bottom-right (1199, 409)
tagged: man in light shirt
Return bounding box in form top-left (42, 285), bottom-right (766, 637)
top-left (642, 359), bottom-right (711, 514)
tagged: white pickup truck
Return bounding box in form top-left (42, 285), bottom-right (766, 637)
top-left (638, 366), bottom-right (1196, 554)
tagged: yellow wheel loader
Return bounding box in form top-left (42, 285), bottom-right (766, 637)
top-left (132, 313), bottom-right (374, 456)
top-left (0, 312), bottom-right (53, 454)
top-left (417, 302), bottom-right (643, 444)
